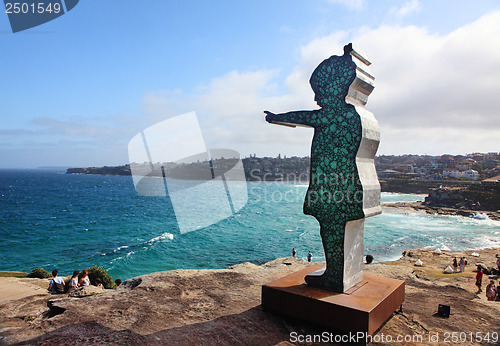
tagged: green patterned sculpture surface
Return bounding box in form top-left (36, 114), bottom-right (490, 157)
top-left (265, 43), bottom-right (380, 292)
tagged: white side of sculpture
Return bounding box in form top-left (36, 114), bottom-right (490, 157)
top-left (343, 219), bottom-right (365, 290)
top-left (342, 45), bottom-right (382, 292)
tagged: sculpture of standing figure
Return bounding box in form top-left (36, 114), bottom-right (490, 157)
top-left (265, 43), bottom-right (381, 292)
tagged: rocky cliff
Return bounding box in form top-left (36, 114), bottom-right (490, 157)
top-left (1, 250), bottom-right (499, 345)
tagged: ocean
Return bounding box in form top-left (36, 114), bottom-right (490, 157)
top-left (0, 169), bottom-right (499, 281)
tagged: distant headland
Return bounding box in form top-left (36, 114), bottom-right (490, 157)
top-left (66, 153), bottom-right (500, 214)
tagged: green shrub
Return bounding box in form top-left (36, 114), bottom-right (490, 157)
top-left (28, 268), bottom-right (51, 279)
top-left (86, 266), bottom-right (116, 289)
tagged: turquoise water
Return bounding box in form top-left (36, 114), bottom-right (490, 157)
top-left (0, 170), bottom-right (499, 281)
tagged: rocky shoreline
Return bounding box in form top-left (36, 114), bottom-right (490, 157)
top-left (1, 249), bottom-right (499, 345)
top-left (383, 201), bottom-right (500, 221)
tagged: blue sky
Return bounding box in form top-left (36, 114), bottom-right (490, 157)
top-left (1, 0), bottom-right (500, 168)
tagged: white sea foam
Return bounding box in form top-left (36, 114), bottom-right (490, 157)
top-left (113, 245), bottom-right (129, 252)
top-left (147, 232), bottom-right (174, 244)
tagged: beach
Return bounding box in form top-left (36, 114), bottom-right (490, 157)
top-left (383, 201), bottom-right (500, 221)
top-left (1, 247), bottom-right (498, 345)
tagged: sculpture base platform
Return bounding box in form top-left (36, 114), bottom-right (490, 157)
top-left (261, 264), bottom-right (404, 335)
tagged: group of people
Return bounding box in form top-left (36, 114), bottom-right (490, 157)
top-left (291, 248), bottom-right (374, 264)
top-left (47, 269), bottom-right (122, 294)
top-left (470, 254), bottom-right (500, 302)
top-left (476, 267), bottom-right (499, 301)
top-left (291, 248), bottom-right (313, 262)
top-left (47, 269), bottom-right (94, 294)
top-left (452, 257), bottom-right (468, 273)
top-left (483, 255), bottom-right (500, 301)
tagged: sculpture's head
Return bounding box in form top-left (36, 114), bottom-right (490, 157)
top-left (310, 44), bottom-right (356, 109)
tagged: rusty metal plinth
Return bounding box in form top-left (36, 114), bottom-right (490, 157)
top-left (261, 264), bottom-right (404, 335)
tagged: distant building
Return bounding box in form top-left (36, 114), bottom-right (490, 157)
top-left (393, 163), bottom-right (414, 173)
top-left (415, 167), bottom-right (429, 176)
top-left (456, 160), bottom-right (474, 171)
top-left (442, 168), bottom-right (461, 179)
top-left (485, 152), bottom-right (499, 159)
top-left (439, 155), bottom-right (455, 166)
top-left (461, 169), bottom-right (479, 180)
top-left (481, 175), bottom-right (500, 186)
top-left (484, 159), bottom-right (500, 169)
top-left (426, 162), bottom-right (447, 171)
top-left (471, 153), bottom-right (485, 161)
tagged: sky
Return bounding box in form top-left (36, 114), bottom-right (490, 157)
top-left (1, 0), bottom-right (500, 168)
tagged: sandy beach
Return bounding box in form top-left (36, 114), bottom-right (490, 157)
top-left (1, 248), bottom-right (499, 345)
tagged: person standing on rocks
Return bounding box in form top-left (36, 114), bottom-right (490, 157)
top-left (453, 257), bottom-right (458, 273)
top-left (307, 251), bottom-right (312, 262)
top-left (459, 257), bottom-right (465, 273)
top-left (292, 248), bottom-right (296, 258)
top-left (475, 267), bottom-right (483, 293)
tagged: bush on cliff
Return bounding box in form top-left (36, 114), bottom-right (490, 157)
top-left (28, 268), bottom-right (51, 279)
top-left (87, 266), bottom-right (116, 289)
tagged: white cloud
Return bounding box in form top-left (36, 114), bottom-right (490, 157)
top-left (353, 11), bottom-right (500, 136)
top-left (9, 11), bottom-right (499, 168)
top-left (142, 12), bottom-right (500, 157)
top-left (388, 0), bottom-right (421, 19)
top-left (325, 0), bottom-right (366, 11)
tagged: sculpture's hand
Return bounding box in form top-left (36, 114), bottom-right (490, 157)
top-left (264, 111), bottom-right (275, 123)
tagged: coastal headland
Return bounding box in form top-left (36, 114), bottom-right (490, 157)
top-left (1, 248), bottom-right (499, 345)
top-left (383, 202), bottom-right (500, 221)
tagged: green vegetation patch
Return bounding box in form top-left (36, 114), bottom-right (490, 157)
top-left (27, 268), bottom-right (51, 279)
top-left (87, 266), bottom-right (116, 289)
top-left (0, 271), bottom-right (29, 278)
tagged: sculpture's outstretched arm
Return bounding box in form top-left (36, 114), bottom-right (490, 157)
top-left (264, 110), bottom-right (318, 128)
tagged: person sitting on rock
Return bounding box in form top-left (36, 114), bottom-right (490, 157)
top-left (366, 254), bottom-right (374, 264)
top-left (78, 269), bottom-right (90, 287)
top-left (67, 270), bottom-right (79, 293)
top-left (486, 280), bottom-right (497, 301)
top-left (48, 269), bottom-right (65, 294)
top-left (94, 277), bottom-right (104, 288)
